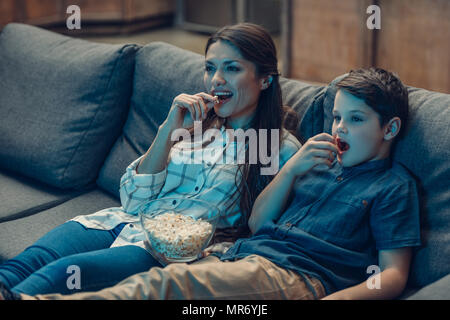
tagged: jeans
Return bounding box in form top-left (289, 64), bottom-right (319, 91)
top-left (0, 221), bottom-right (161, 296)
top-left (29, 255), bottom-right (326, 300)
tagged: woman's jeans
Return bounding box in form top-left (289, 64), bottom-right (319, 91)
top-left (0, 221), bottom-right (161, 296)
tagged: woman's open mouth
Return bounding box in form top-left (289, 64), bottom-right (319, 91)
top-left (213, 91), bottom-right (233, 104)
top-left (336, 137), bottom-right (350, 153)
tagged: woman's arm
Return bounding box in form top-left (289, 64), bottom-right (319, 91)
top-left (137, 122), bottom-right (175, 174)
top-left (322, 247), bottom-right (412, 300)
top-left (120, 93), bottom-right (218, 213)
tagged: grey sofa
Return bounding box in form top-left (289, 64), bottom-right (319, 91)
top-left (0, 23), bottom-right (448, 300)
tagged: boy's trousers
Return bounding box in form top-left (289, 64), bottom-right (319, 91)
top-left (27, 254), bottom-right (326, 300)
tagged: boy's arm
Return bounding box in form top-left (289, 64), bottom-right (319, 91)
top-left (249, 133), bottom-right (339, 234)
top-left (322, 247), bottom-right (412, 300)
top-left (248, 165), bottom-right (297, 233)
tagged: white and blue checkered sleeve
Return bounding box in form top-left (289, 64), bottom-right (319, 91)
top-left (119, 155), bottom-right (167, 215)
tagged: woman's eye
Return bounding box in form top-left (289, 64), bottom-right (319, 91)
top-left (333, 115), bottom-right (341, 121)
top-left (352, 116), bottom-right (363, 122)
top-left (205, 65), bottom-right (214, 72)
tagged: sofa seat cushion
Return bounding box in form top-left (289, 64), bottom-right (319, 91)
top-left (0, 189), bottom-right (120, 262)
top-left (0, 23), bottom-right (138, 189)
top-left (0, 169), bottom-right (89, 223)
top-left (321, 77), bottom-right (450, 288)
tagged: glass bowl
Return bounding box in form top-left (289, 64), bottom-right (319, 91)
top-left (139, 198), bottom-right (220, 265)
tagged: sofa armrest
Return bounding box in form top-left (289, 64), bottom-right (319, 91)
top-left (407, 274), bottom-right (450, 300)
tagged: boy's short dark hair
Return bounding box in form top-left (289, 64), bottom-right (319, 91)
top-left (335, 67), bottom-right (409, 138)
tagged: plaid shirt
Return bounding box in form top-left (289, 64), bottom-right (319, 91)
top-left (72, 125), bottom-right (301, 249)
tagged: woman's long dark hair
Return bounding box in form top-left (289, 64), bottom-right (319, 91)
top-left (190, 23), bottom-right (294, 239)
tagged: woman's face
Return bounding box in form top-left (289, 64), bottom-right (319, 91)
top-left (204, 40), bottom-right (264, 129)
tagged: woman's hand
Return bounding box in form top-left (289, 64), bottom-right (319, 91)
top-left (163, 93), bottom-right (219, 131)
top-left (283, 133), bottom-right (340, 177)
top-left (138, 93), bottom-right (218, 175)
top-left (201, 242), bottom-right (234, 258)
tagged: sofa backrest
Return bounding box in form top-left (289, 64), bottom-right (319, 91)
top-left (96, 41), bottom-right (325, 197)
top-left (0, 23), bottom-right (138, 189)
top-left (321, 77), bottom-right (450, 288)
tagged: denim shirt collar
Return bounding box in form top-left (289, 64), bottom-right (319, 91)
top-left (341, 157), bottom-right (392, 177)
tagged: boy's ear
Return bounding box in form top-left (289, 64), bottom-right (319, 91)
top-left (384, 117), bottom-right (401, 140)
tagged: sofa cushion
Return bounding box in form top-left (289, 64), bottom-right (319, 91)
top-left (0, 23), bottom-right (138, 189)
top-left (0, 169), bottom-right (88, 223)
top-left (407, 274), bottom-right (450, 300)
top-left (321, 76), bottom-right (450, 287)
top-left (0, 189), bottom-right (120, 262)
top-left (279, 78), bottom-right (325, 143)
top-left (96, 42), bottom-right (207, 197)
top-left (396, 88), bottom-right (450, 287)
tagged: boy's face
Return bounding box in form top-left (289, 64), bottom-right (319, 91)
top-left (332, 89), bottom-right (391, 167)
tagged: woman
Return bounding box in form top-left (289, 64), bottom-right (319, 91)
top-left (0, 23), bottom-right (301, 297)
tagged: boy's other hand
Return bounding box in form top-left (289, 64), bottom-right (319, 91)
top-left (284, 133), bottom-right (339, 177)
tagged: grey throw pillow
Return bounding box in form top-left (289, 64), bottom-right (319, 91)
top-left (0, 23), bottom-right (138, 189)
top-left (96, 42), bottom-right (205, 197)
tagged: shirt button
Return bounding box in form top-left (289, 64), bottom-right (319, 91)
top-left (362, 200), bottom-right (368, 206)
top-left (195, 186), bottom-right (199, 191)
top-left (172, 200), bottom-right (177, 205)
top-left (337, 176), bottom-right (343, 181)
top-left (285, 223), bottom-right (292, 227)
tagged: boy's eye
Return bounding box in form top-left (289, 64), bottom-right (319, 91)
top-left (205, 65), bottom-right (214, 72)
top-left (352, 116), bottom-right (363, 122)
top-left (226, 65), bottom-right (240, 72)
top-left (333, 115), bottom-right (341, 121)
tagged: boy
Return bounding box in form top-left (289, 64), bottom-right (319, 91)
top-left (2, 68), bottom-right (421, 300)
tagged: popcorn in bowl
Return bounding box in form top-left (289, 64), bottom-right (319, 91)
top-left (143, 212), bottom-right (213, 259)
top-left (139, 198), bottom-right (220, 264)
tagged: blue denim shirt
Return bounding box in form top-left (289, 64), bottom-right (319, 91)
top-left (220, 158), bottom-right (421, 294)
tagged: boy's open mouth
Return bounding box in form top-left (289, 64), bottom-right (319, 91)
top-left (336, 137), bottom-right (350, 153)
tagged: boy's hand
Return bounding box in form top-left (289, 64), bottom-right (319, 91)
top-left (284, 133), bottom-right (339, 177)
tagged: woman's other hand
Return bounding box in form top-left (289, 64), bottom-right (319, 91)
top-left (201, 241), bottom-right (234, 258)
